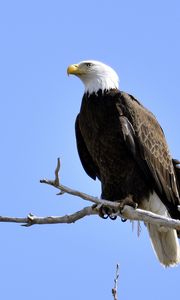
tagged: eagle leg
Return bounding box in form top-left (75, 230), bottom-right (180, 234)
top-left (118, 195), bottom-right (138, 214)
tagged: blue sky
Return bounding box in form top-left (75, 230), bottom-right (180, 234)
top-left (0, 0), bottom-right (180, 299)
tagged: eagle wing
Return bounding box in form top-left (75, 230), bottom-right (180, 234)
top-left (119, 92), bottom-right (180, 209)
top-left (75, 114), bottom-right (99, 180)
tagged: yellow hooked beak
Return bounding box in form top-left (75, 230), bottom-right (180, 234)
top-left (67, 64), bottom-right (83, 76)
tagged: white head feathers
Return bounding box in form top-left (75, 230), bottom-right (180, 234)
top-left (67, 60), bottom-right (119, 94)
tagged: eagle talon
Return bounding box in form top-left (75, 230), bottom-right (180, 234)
top-left (101, 214), bottom-right (109, 219)
top-left (121, 218), bottom-right (127, 222)
top-left (92, 204), bottom-right (108, 218)
top-left (98, 204), bottom-right (109, 219)
top-left (98, 205), bottom-right (117, 220)
top-left (109, 214), bottom-right (117, 220)
top-left (118, 196), bottom-right (138, 214)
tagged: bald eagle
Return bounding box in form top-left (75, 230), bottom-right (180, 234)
top-left (67, 60), bottom-right (180, 267)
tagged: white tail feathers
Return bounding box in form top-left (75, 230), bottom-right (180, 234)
top-left (141, 191), bottom-right (180, 267)
top-left (147, 223), bottom-right (180, 267)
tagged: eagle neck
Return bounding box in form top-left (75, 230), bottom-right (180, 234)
top-left (85, 88), bottom-right (120, 98)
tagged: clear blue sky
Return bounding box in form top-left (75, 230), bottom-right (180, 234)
top-left (0, 0), bottom-right (180, 299)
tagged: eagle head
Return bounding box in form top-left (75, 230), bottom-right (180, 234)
top-left (67, 60), bottom-right (119, 94)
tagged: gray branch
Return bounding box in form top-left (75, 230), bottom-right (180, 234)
top-left (0, 206), bottom-right (97, 227)
top-left (1, 158), bottom-right (180, 230)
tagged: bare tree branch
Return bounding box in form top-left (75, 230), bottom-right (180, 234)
top-left (1, 158), bottom-right (180, 230)
top-left (0, 206), bottom-right (98, 227)
top-left (39, 158), bottom-right (180, 230)
top-left (112, 264), bottom-right (119, 300)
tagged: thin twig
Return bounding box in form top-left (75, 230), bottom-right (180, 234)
top-left (54, 157), bottom-right (60, 186)
top-left (112, 264), bottom-right (119, 300)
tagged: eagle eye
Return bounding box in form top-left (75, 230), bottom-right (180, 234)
top-left (85, 63), bottom-right (93, 67)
